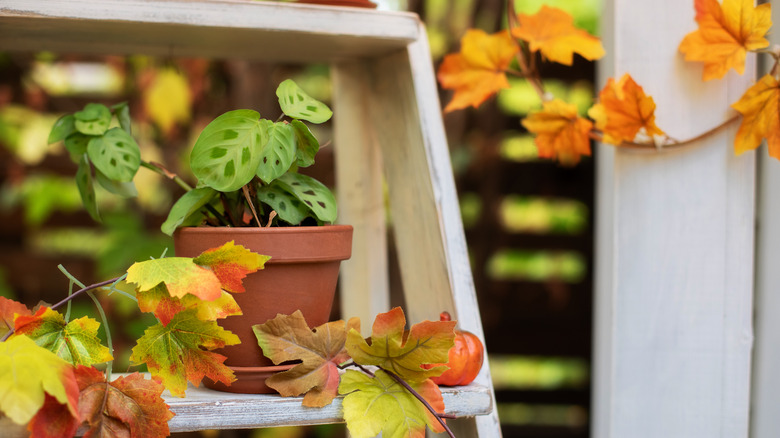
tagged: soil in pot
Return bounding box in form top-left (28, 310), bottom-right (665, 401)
top-left (174, 225), bottom-right (353, 393)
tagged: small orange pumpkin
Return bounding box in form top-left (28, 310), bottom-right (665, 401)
top-left (427, 311), bottom-right (484, 386)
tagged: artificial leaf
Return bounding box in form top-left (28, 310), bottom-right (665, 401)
top-left (160, 187), bottom-right (218, 236)
top-left (521, 99), bottom-right (593, 165)
top-left (346, 307), bottom-right (455, 382)
top-left (126, 256), bottom-right (222, 301)
top-left (275, 172), bottom-right (337, 223)
top-left (0, 335), bottom-right (79, 425)
top-left (253, 311), bottom-right (360, 407)
top-left (0, 296), bottom-right (30, 337)
top-left (48, 114), bottom-right (76, 144)
top-left (256, 121), bottom-right (297, 184)
top-left (137, 284), bottom-right (242, 326)
top-left (276, 79), bottom-right (333, 124)
top-left (193, 240), bottom-right (270, 293)
top-left (339, 369), bottom-right (445, 438)
top-left (291, 119), bottom-right (319, 168)
top-left (86, 127), bottom-right (141, 182)
top-left (76, 365), bottom-right (174, 438)
top-left (257, 181), bottom-right (311, 225)
top-left (76, 154), bottom-right (100, 221)
top-left (130, 309), bottom-right (240, 397)
top-left (731, 74), bottom-right (780, 158)
top-left (438, 29), bottom-right (519, 112)
top-left (588, 74), bottom-right (665, 145)
top-left (74, 103), bottom-right (111, 136)
top-left (190, 110), bottom-right (272, 192)
top-left (27, 393), bottom-right (80, 438)
top-left (512, 5), bottom-right (605, 65)
top-left (13, 307), bottom-right (112, 366)
top-left (679, 0), bottom-right (771, 81)
top-left (144, 68), bottom-right (192, 134)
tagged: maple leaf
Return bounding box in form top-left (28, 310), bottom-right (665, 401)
top-left (345, 307), bottom-right (455, 383)
top-left (252, 311), bottom-right (360, 407)
top-left (438, 29), bottom-right (519, 112)
top-left (0, 335), bottom-right (79, 425)
top-left (731, 74), bottom-right (780, 158)
top-left (130, 309), bottom-right (240, 397)
top-left (193, 241), bottom-right (270, 293)
top-left (27, 393), bottom-right (80, 438)
top-left (679, 0), bottom-right (771, 81)
top-left (339, 369), bottom-right (445, 438)
top-left (126, 257), bottom-right (223, 301)
top-left (521, 99), bottom-right (593, 165)
top-left (137, 284), bottom-right (242, 326)
top-left (588, 74), bottom-right (665, 145)
top-left (0, 296), bottom-right (31, 337)
top-left (512, 5), bottom-right (605, 66)
top-left (75, 365), bottom-right (174, 438)
top-left (13, 307), bottom-right (112, 366)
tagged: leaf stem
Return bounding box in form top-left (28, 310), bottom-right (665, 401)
top-left (506, 0), bottom-right (547, 102)
top-left (589, 114), bottom-right (740, 150)
top-left (86, 290), bottom-right (113, 380)
top-left (381, 368), bottom-right (457, 438)
top-left (242, 185), bottom-right (262, 228)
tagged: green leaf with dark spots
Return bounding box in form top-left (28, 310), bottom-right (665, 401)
top-left (291, 119), bottom-right (319, 168)
top-left (275, 172), bottom-right (337, 223)
top-left (161, 187), bottom-right (218, 236)
top-left (190, 110), bottom-right (271, 192)
top-left (86, 127), bottom-right (141, 182)
top-left (95, 169), bottom-right (138, 198)
top-left (74, 103), bottom-right (111, 136)
top-left (276, 79), bottom-right (332, 124)
top-left (257, 182), bottom-right (310, 225)
top-left (64, 133), bottom-right (90, 163)
top-left (257, 122), bottom-right (296, 184)
top-left (111, 102), bottom-right (132, 135)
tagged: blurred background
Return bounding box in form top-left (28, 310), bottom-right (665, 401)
top-left (0, 0), bottom-right (599, 436)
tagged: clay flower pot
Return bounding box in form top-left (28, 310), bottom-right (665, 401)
top-left (173, 225), bottom-right (353, 393)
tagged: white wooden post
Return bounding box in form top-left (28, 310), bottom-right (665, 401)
top-left (593, 1), bottom-right (756, 437)
top-left (750, 5), bottom-right (780, 437)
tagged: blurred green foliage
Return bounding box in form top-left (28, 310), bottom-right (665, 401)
top-left (487, 249), bottom-right (586, 283)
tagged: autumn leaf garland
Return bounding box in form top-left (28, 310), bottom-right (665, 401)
top-left (439, 1), bottom-right (777, 163)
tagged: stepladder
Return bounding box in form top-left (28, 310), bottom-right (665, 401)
top-left (0, 0), bottom-right (501, 435)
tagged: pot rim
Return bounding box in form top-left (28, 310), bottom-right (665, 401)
top-left (174, 224), bottom-right (353, 236)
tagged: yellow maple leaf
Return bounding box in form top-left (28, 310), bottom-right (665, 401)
top-left (588, 74), bottom-right (665, 145)
top-left (438, 29), bottom-right (519, 112)
top-left (731, 74), bottom-right (780, 158)
top-left (511, 5), bottom-right (605, 66)
top-left (679, 0), bottom-right (771, 81)
top-left (144, 68), bottom-right (192, 133)
top-left (521, 99), bottom-right (593, 165)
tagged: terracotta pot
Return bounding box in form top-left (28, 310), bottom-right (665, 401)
top-left (296, 0), bottom-right (377, 8)
top-left (173, 225), bottom-right (353, 393)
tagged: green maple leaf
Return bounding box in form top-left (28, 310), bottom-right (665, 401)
top-left (345, 307), bottom-right (455, 382)
top-left (253, 311), bottom-right (359, 407)
top-left (193, 240), bottom-right (270, 293)
top-left (0, 335), bottom-right (79, 425)
top-left (339, 369), bottom-right (446, 438)
top-left (75, 365), bottom-right (175, 438)
top-left (13, 307), bottom-right (112, 366)
top-left (0, 296), bottom-right (31, 337)
top-left (126, 257), bottom-right (223, 301)
top-left (137, 284), bottom-right (242, 326)
top-left (130, 309), bottom-right (240, 397)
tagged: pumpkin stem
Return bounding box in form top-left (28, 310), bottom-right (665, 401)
top-left (440, 311), bottom-right (452, 322)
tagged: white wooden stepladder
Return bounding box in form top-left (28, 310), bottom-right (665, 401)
top-left (0, 0), bottom-right (501, 436)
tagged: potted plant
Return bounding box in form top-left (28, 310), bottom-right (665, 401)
top-left (47, 79), bottom-right (353, 393)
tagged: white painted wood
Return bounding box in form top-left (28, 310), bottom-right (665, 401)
top-left (366, 23), bottom-right (501, 437)
top-left (750, 5), bottom-right (780, 435)
top-left (0, 0), bottom-right (419, 62)
top-left (593, 1), bottom-right (756, 437)
top-left (332, 61), bottom-right (390, 334)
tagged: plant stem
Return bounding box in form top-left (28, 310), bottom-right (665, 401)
top-left (86, 290), bottom-right (113, 380)
top-left (141, 161), bottom-right (193, 191)
top-left (382, 368), bottom-right (457, 438)
top-left (65, 279), bottom-right (74, 322)
top-left (242, 185), bottom-right (262, 228)
top-left (506, 0), bottom-right (547, 102)
top-left (589, 114), bottom-right (740, 150)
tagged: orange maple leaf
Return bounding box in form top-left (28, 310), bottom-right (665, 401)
top-left (731, 74), bottom-right (780, 158)
top-left (438, 29), bottom-right (519, 112)
top-left (512, 5), bottom-right (605, 66)
top-left (588, 74), bottom-right (665, 145)
top-left (521, 99), bottom-right (593, 165)
top-left (679, 0), bottom-right (771, 81)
